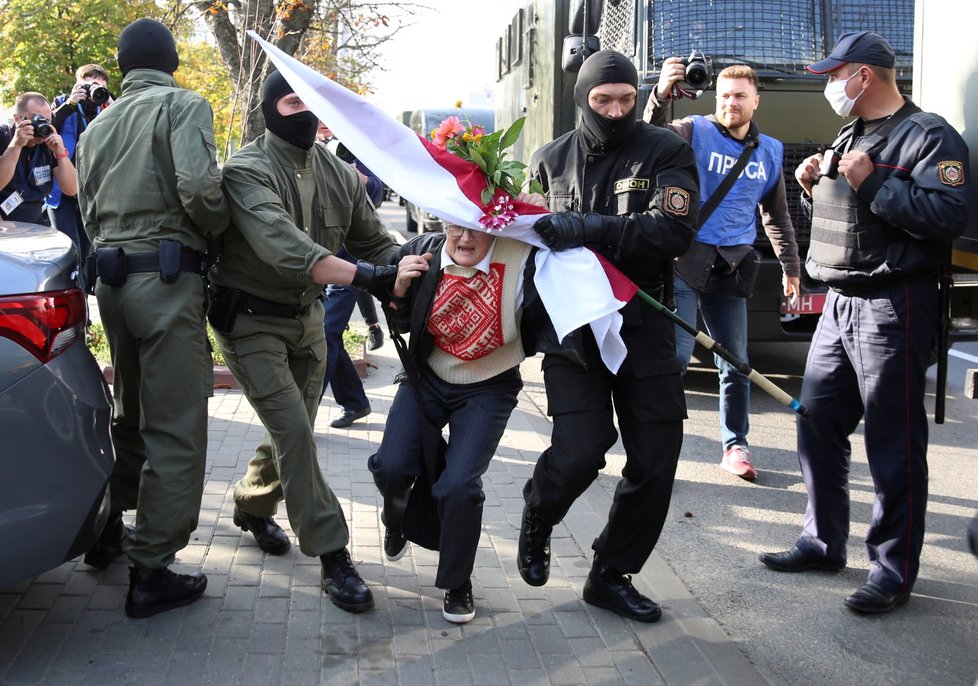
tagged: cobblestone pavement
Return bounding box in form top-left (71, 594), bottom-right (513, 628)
top-left (0, 337), bottom-right (765, 686)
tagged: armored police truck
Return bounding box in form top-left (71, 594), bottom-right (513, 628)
top-left (493, 0), bottom-right (976, 346)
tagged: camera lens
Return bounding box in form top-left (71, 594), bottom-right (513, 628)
top-left (31, 115), bottom-right (53, 138)
top-left (89, 85), bottom-right (109, 105)
top-left (685, 63), bottom-right (709, 88)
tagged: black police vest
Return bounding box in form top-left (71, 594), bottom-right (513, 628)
top-left (808, 105), bottom-right (924, 280)
top-left (808, 173), bottom-right (909, 273)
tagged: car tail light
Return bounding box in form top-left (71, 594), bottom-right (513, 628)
top-left (0, 289), bottom-right (87, 363)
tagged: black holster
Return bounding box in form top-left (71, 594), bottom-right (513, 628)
top-left (207, 286), bottom-right (242, 334)
top-left (82, 252), bottom-right (98, 295)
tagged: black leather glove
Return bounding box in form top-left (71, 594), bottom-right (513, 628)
top-left (532, 212), bottom-right (616, 252)
top-left (351, 260), bottom-right (398, 291)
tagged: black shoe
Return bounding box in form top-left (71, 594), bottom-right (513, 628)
top-left (84, 512), bottom-right (132, 568)
top-left (330, 406), bottom-right (370, 428)
top-left (321, 548), bottom-right (374, 613)
top-left (517, 506), bottom-right (552, 587)
top-left (367, 323), bottom-right (384, 351)
top-left (844, 582), bottom-right (911, 614)
top-left (384, 527), bottom-right (408, 561)
top-left (125, 567), bottom-right (207, 619)
top-left (759, 546), bottom-right (845, 573)
top-left (233, 506), bottom-right (291, 555)
top-left (442, 580), bottom-right (475, 624)
top-left (583, 563), bottom-right (662, 623)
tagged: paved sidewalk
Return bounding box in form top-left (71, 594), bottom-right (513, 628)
top-left (0, 338), bottom-right (766, 685)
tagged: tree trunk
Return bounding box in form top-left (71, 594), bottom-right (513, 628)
top-left (195, 0), bottom-right (315, 146)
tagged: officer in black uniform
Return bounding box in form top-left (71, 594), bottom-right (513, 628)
top-left (517, 49), bottom-right (699, 622)
top-left (759, 32), bottom-right (970, 614)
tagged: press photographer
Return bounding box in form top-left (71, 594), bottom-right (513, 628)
top-left (644, 60), bottom-right (801, 481)
top-left (49, 64), bottom-right (113, 281)
top-left (0, 92), bottom-right (76, 224)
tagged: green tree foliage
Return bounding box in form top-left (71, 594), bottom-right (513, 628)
top-left (173, 39), bottom-right (235, 159)
top-left (0, 0), bottom-right (157, 106)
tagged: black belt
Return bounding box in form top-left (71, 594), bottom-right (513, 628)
top-left (234, 289), bottom-right (304, 318)
top-left (126, 251), bottom-right (208, 276)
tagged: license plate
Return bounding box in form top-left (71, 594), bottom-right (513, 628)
top-left (780, 292), bottom-right (826, 315)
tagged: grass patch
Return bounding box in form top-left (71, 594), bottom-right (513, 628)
top-left (86, 321), bottom-right (366, 366)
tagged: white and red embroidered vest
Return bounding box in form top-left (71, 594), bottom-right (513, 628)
top-left (426, 237), bottom-right (531, 384)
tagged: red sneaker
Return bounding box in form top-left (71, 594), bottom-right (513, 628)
top-left (720, 446), bottom-right (757, 481)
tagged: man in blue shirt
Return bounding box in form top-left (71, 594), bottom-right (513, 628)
top-left (49, 64), bottom-right (113, 285)
top-left (0, 92), bottom-right (76, 225)
top-left (645, 63), bottom-right (801, 481)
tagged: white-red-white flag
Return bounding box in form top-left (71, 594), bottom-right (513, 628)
top-left (249, 32), bottom-right (634, 372)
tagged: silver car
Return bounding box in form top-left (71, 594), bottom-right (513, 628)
top-left (0, 220), bottom-right (114, 587)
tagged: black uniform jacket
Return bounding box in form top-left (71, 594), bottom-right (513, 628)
top-left (529, 120), bottom-right (700, 371)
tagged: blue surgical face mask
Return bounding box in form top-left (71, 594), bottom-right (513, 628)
top-left (824, 71), bottom-right (863, 117)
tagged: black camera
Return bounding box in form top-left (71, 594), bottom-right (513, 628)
top-left (819, 148), bottom-right (840, 180)
top-left (82, 83), bottom-right (110, 105)
top-left (30, 114), bottom-right (54, 138)
top-left (681, 50), bottom-right (712, 89)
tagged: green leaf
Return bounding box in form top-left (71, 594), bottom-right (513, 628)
top-left (529, 179), bottom-right (545, 195)
top-left (481, 186), bottom-right (494, 205)
top-left (499, 117), bottom-right (526, 151)
top-left (468, 146), bottom-right (488, 172)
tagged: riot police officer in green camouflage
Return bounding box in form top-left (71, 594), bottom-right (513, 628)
top-left (75, 18), bottom-right (228, 618)
top-left (208, 71), bottom-right (400, 614)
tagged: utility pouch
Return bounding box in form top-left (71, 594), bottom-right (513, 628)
top-left (96, 247), bottom-right (128, 287)
top-left (158, 239), bottom-right (183, 284)
top-left (207, 287), bottom-right (242, 334)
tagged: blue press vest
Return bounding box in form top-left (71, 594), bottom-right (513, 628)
top-left (690, 116), bottom-right (783, 246)
top-left (46, 95), bottom-right (90, 209)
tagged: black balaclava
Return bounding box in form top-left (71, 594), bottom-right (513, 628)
top-left (573, 49), bottom-right (639, 150)
top-left (261, 71), bottom-right (319, 150)
top-left (117, 18), bottom-right (179, 76)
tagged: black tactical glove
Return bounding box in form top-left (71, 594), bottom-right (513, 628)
top-left (532, 212), bottom-right (619, 252)
top-left (351, 259), bottom-right (398, 291)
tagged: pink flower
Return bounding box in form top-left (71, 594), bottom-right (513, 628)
top-left (431, 116), bottom-right (466, 149)
top-left (478, 191), bottom-right (519, 230)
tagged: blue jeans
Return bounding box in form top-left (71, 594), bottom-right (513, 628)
top-left (321, 284), bottom-right (369, 412)
top-left (674, 275), bottom-right (749, 450)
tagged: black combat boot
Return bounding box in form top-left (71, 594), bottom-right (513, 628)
top-left (84, 512), bottom-right (132, 568)
top-left (233, 506), bottom-right (291, 555)
top-left (321, 548), bottom-right (374, 613)
top-left (517, 506), bottom-right (552, 587)
top-left (125, 566), bottom-right (208, 619)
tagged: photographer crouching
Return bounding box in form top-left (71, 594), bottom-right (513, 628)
top-left (49, 64), bottom-right (113, 286)
top-left (0, 92), bottom-right (76, 225)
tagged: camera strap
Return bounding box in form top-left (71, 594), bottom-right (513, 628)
top-left (698, 135), bottom-right (758, 229)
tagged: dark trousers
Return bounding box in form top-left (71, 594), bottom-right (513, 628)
top-left (369, 368), bottom-right (521, 589)
top-left (796, 281), bottom-right (936, 593)
top-left (524, 329), bottom-right (685, 574)
top-left (356, 289), bottom-right (379, 326)
top-left (321, 283), bottom-right (369, 411)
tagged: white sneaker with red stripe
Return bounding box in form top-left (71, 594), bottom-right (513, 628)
top-left (720, 445), bottom-right (757, 481)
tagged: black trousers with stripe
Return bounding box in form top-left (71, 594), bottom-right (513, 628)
top-left (795, 280), bottom-right (936, 593)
